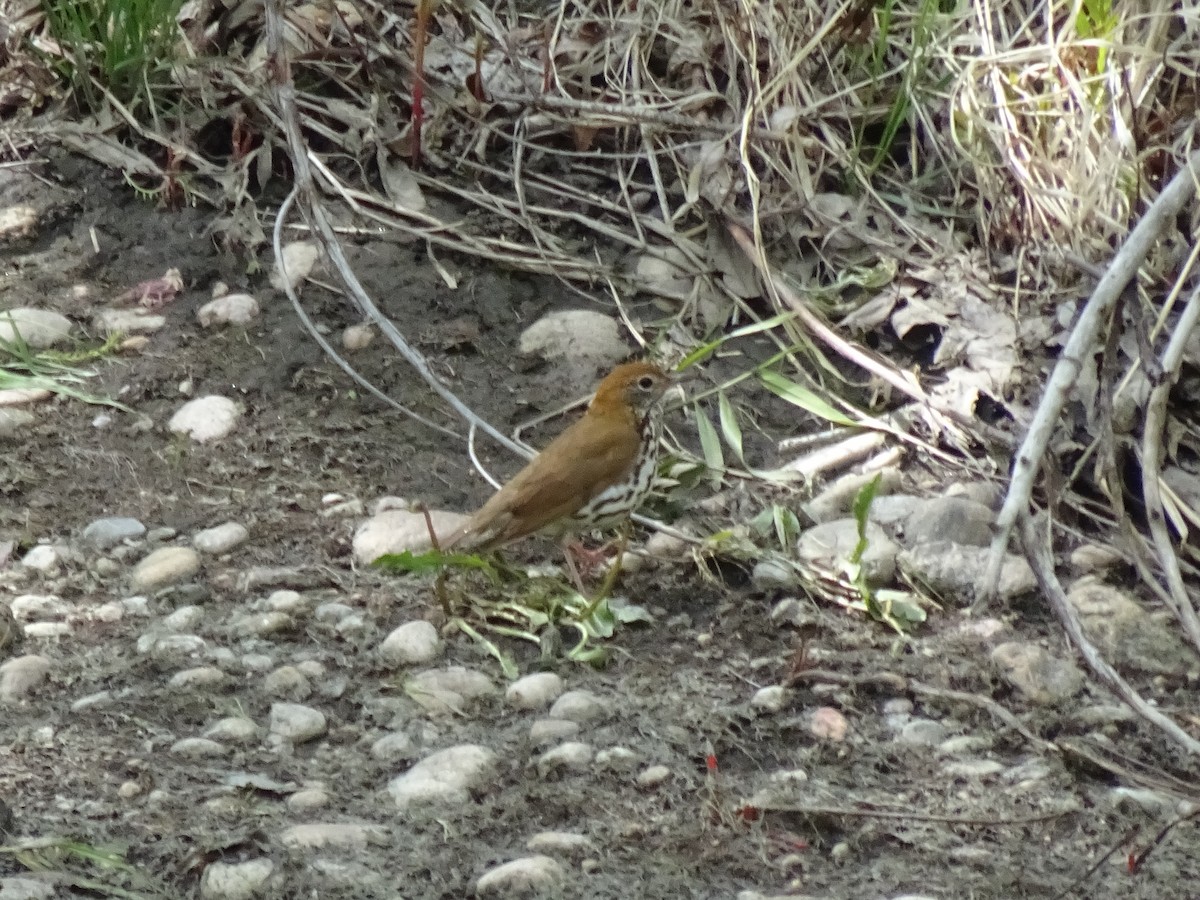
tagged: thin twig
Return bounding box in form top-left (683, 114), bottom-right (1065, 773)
top-left (1019, 511), bottom-right (1200, 755)
top-left (983, 150), bottom-right (1200, 603)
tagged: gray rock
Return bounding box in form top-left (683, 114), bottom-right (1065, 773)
top-left (352, 509), bottom-right (468, 564)
top-left (388, 744), bottom-right (497, 813)
top-left (505, 672), bottom-right (564, 710)
top-left (991, 641), bottom-right (1084, 704)
top-left (170, 737), bottom-right (228, 758)
top-left (82, 516), bottom-right (146, 550)
top-left (0, 308), bottom-right (72, 348)
top-left (200, 858), bottom-right (274, 900)
top-left (193, 522), bottom-right (249, 554)
top-left (548, 689), bottom-right (606, 723)
top-left (751, 559), bottom-right (799, 591)
top-left (0, 408), bottom-right (36, 439)
top-left (169, 395), bottom-right (241, 443)
top-left (379, 620), bottom-right (443, 667)
top-left (796, 519), bottom-right (898, 585)
top-left (901, 496), bottom-right (994, 547)
top-left (1067, 577), bottom-right (1198, 676)
top-left (474, 855), bottom-right (565, 899)
top-left (0, 654), bottom-right (52, 702)
top-left (518, 310), bottom-right (628, 366)
top-left (534, 742), bottom-right (594, 776)
top-left (897, 541), bottom-right (1035, 605)
top-left (268, 702), bottom-right (326, 743)
top-left (279, 823), bottom-right (386, 850)
top-left (525, 831), bottom-right (596, 858)
top-left (130, 546), bottom-right (201, 591)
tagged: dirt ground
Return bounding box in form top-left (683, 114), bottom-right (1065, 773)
top-left (2, 154), bottom-right (1199, 899)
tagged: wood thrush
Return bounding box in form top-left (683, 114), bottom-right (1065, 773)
top-left (442, 361), bottom-right (675, 555)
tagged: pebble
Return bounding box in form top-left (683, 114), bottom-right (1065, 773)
top-left (20, 545), bottom-right (60, 573)
top-left (193, 522), bottom-right (250, 555)
top-left (199, 858), bottom-right (274, 900)
top-left (378, 620), bottom-right (443, 667)
top-left (171, 738), bottom-right (228, 758)
top-left (518, 310), bottom-right (628, 366)
top-left (474, 855), bottom-right (565, 899)
top-left (505, 672), bottom-right (564, 710)
top-left (268, 702), bottom-right (327, 743)
top-left (352, 509), bottom-right (468, 564)
top-left (0, 307), bottom-right (72, 348)
top-left (0, 204), bottom-right (38, 239)
top-left (71, 691), bottom-right (114, 712)
top-left (895, 718), bottom-right (949, 746)
top-left (750, 685), bottom-right (789, 713)
top-left (407, 666), bottom-right (496, 714)
top-left (0, 408), bottom-right (36, 439)
top-left (370, 732), bottom-right (414, 761)
top-left (809, 707), bottom-right (848, 741)
top-left (534, 741), bottom-right (594, 776)
top-left (162, 606), bottom-right (204, 631)
top-left (342, 324), bottom-right (375, 350)
top-left (23, 622), bottom-right (71, 639)
top-left (279, 823), bottom-right (386, 850)
top-left (991, 641), bottom-right (1084, 704)
top-left (525, 831), bottom-right (596, 857)
top-left (203, 717), bottom-right (260, 744)
top-left (0, 655), bottom-right (52, 702)
top-left (93, 308), bottom-right (166, 335)
top-left (897, 542), bottom-right (1035, 605)
top-left (235, 612), bottom-right (294, 636)
top-left (942, 760), bottom-right (1006, 779)
top-left (529, 719), bottom-right (580, 746)
top-left (1067, 576), bottom-right (1197, 675)
top-left (169, 666), bottom-right (227, 690)
top-left (9, 594), bottom-right (71, 620)
top-left (196, 293), bottom-right (260, 328)
top-left (594, 746), bottom-right (640, 772)
top-left (636, 764), bottom-right (672, 788)
top-left (129, 546), bottom-right (201, 591)
top-left (169, 396), bottom-right (242, 443)
top-left (137, 633), bottom-right (208, 660)
top-left (286, 788), bottom-right (330, 812)
top-left (387, 744), bottom-right (497, 813)
top-left (902, 496), bottom-right (995, 547)
top-left (271, 239), bottom-right (320, 291)
top-left (262, 665), bottom-right (311, 699)
top-left (267, 590), bottom-right (305, 612)
top-left (751, 559), bottom-right (799, 591)
top-left (643, 531), bottom-right (687, 558)
top-left (547, 689), bottom-right (606, 723)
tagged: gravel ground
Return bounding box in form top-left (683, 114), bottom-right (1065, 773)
top-left (2, 155), bottom-right (1199, 900)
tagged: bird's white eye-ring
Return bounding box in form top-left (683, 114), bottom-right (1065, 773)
top-left (637, 375), bottom-right (656, 390)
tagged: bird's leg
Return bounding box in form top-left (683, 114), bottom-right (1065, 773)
top-left (579, 521), bottom-right (631, 619)
top-left (560, 538), bottom-right (588, 594)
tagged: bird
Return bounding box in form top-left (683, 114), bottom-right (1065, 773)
top-left (440, 361), bottom-right (676, 564)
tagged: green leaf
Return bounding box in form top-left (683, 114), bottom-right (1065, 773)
top-left (451, 619), bottom-right (520, 679)
top-left (758, 370), bottom-right (856, 426)
top-left (374, 549), bottom-right (493, 576)
top-left (694, 402), bottom-right (725, 489)
top-left (850, 473), bottom-right (883, 565)
top-left (717, 391), bottom-right (744, 463)
top-left (772, 505), bottom-right (801, 550)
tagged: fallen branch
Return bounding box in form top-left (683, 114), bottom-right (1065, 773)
top-left (983, 150), bottom-right (1200, 603)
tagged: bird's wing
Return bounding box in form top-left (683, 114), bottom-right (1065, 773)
top-left (446, 413), bottom-right (638, 549)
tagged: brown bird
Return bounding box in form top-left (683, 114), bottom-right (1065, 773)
top-left (442, 361), bottom-right (676, 557)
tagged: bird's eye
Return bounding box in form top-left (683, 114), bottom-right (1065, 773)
top-left (637, 375), bottom-right (655, 390)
